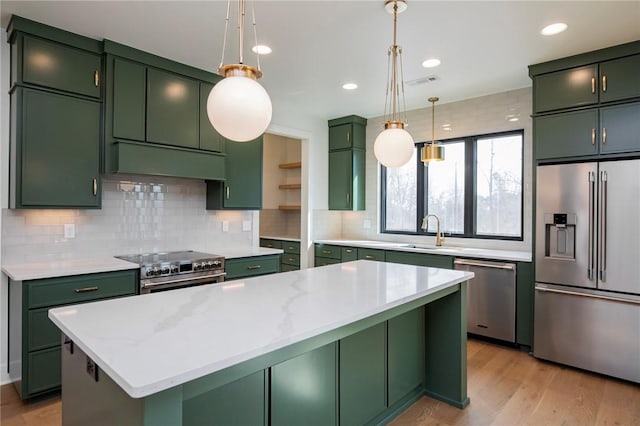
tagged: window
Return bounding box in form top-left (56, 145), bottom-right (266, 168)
top-left (381, 130), bottom-right (523, 240)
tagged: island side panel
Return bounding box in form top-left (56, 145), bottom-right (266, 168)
top-left (424, 282), bottom-right (469, 408)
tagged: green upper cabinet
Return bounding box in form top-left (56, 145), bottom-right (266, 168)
top-left (328, 149), bottom-right (365, 210)
top-left (199, 82), bottom-right (224, 152)
top-left (146, 68), bottom-right (199, 149)
top-left (8, 17), bottom-right (103, 209)
top-left (599, 54), bottom-right (640, 103)
top-left (533, 64), bottom-right (598, 113)
top-left (111, 57), bottom-right (146, 141)
top-left (206, 137), bottom-right (263, 210)
top-left (599, 102), bottom-right (640, 155)
top-left (328, 115), bottom-right (367, 211)
top-left (13, 88), bottom-right (101, 208)
top-left (21, 35), bottom-right (101, 99)
top-left (534, 109), bottom-right (599, 160)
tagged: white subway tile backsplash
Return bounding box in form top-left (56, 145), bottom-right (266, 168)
top-left (2, 175), bottom-right (256, 263)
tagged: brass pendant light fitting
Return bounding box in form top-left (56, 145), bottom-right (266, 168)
top-left (421, 96), bottom-right (445, 162)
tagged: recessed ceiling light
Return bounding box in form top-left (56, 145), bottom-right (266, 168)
top-left (541, 23), bottom-right (568, 36)
top-left (342, 83), bottom-right (358, 90)
top-left (422, 58), bottom-right (441, 68)
top-left (251, 45), bottom-right (272, 55)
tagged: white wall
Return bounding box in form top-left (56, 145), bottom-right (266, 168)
top-left (1, 27), bottom-right (9, 385)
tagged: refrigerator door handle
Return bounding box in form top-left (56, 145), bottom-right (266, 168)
top-left (588, 171), bottom-right (595, 280)
top-left (535, 285), bottom-right (640, 306)
top-left (600, 171), bottom-right (608, 281)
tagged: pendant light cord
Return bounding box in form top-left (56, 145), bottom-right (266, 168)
top-left (218, 0), bottom-right (231, 69)
top-left (238, 0), bottom-right (244, 64)
top-left (251, 5), bottom-right (262, 71)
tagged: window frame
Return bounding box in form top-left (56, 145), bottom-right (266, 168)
top-left (380, 129), bottom-right (524, 241)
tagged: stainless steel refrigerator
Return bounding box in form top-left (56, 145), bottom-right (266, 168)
top-left (535, 160), bottom-right (640, 383)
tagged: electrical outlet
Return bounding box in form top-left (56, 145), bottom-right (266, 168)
top-left (242, 220), bottom-right (251, 232)
top-left (64, 223), bottom-right (75, 239)
top-left (222, 221), bottom-right (229, 232)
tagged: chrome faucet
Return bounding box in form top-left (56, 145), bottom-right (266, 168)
top-left (421, 214), bottom-right (445, 246)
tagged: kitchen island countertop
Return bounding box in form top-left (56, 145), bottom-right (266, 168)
top-left (49, 260), bottom-right (473, 399)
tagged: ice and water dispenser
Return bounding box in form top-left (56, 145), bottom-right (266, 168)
top-left (543, 213), bottom-right (577, 260)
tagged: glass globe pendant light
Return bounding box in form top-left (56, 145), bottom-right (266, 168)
top-left (421, 97), bottom-right (445, 162)
top-left (373, 0), bottom-right (414, 168)
top-left (207, 0), bottom-right (272, 142)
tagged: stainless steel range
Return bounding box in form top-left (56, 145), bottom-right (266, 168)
top-left (115, 250), bottom-right (225, 294)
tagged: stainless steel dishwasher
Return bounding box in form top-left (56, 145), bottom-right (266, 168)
top-left (454, 258), bottom-right (516, 342)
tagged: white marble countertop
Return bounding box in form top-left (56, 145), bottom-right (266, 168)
top-left (217, 246), bottom-right (283, 259)
top-left (1, 258), bottom-right (139, 281)
top-left (260, 235), bottom-right (301, 242)
top-left (315, 239), bottom-right (532, 262)
top-left (49, 260), bottom-right (473, 398)
top-left (2, 247), bottom-right (283, 281)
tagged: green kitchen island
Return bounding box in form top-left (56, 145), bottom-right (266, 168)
top-left (49, 260), bottom-right (474, 426)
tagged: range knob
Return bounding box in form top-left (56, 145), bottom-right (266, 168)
top-left (150, 267), bottom-right (160, 276)
top-left (170, 265), bottom-right (178, 274)
top-left (146, 268), bottom-right (154, 277)
top-left (205, 261), bottom-right (213, 269)
top-left (212, 260), bottom-right (222, 268)
top-left (193, 262), bottom-right (201, 271)
top-left (161, 267), bottom-right (170, 275)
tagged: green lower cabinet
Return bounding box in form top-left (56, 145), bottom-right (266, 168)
top-left (388, 308), bottom-right (425, 406)
top-left (315, 257), bottom-right (341, 267)
top-left (385, 250), bottom-right (454, 269)
top-left (27, 346), bottom-right (61, 395)
top-left (314, 244), bottom-right (342, 261)
top-left (339, 322), bottom-right (386, 426)
top-left (357, 248), bottom-right (386, 262)
top-left (341, 247), bottom-right (357, 261)
top-left (224, 255), bottom-right (280, 280)
top-left (271, 343), bottom-right (337, 426)
top-left (183, 370), bottom-right (266, 426)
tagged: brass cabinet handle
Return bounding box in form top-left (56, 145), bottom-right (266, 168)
top-left (247, 265), bottom-right (261, 270)
top-left (287, 246), bottom-right (295, 251)
top-left (345, 249), bottom-right (353, 253)
top-left (365, 255), bottom-right (375, 259)
top-left (92, 178), bottom-right (97, 196)
top-left (226, 186), bottom-right (230, 199)
top-left (75, 286), bottom-right (99, 293)
top-left (602, 127), bottom-right (607, 145)
top-left (94, 70), bottom-right (99, 87)
top-left (591, 77), bottom-right (596, 94)
top-left (602, 75), bottom-right (607, 92)
top-left (347, 131), bottom-right (350, 143)
top-left (346, 193), bottom-right (350, 204)
top-left (322, 250), bottom-right (332, 255)
top-left (287, 258), bottom-right (295, 262)
top-left (591, 128), bottom-right (596, 145)
top-left (265, 244), bottom-right (274, 248)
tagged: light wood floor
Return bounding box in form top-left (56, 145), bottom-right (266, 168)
top-left (2, 339), bottom-right (639, 425)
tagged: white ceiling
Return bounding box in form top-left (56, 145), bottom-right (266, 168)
top-left (2, 1), bottom-right (640, 123)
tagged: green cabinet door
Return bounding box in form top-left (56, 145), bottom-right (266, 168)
top-left (146, 68), bottom-right (199, 149)
top-left (385, 250), bottom-right (454, 269)
top-left (358, 248), bottom-right (386, 262)
top-left (22, 35), bottom-right (101, 98)
top-left (339, 323), bottom-right (386, 426)
top-left (329, 123), bottom-right (353, 150)
top-left (328, 149), bottom-right (365, 210)
top-left (183, 370), bottom-right (266, 426)
top-left (388, 308), bottom-right (425, 406)
top-left (206, 137), bottom-right (263, 210)
top-left (533, 64), bottom-right (598, 113)
top-left (27, 347), bottom-right (61, 395)
top-left (328, 115), bottom-right (367, 150)
top-left (17, 88), bottom-right (100, 208)
top-left (599, 54), bottom-right (640, 103)
top-left (599, 102), bottom-right (640, 154)
top-left (271, 342), bottom-right (337, 426)
top-left (112, 58), bottom-right (146, 141)
top-left (199, 82), bottom-right (224, 152)
top-left (534, 109), bottom-right (599, 160)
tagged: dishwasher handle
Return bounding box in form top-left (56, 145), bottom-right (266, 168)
top-left (454, 259), bottom-right (515, 271)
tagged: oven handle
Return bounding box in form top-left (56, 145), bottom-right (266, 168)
top-left (142, 272), bottom-right (226, 288)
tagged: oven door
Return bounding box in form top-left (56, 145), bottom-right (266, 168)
top-left (141, 272), bottom-right (226, 294)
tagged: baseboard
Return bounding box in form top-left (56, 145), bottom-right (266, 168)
top-left (1, 363), bottom-right (13, 385)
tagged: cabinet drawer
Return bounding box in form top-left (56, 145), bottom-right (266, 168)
top-left (283, 241), bottom-right (300, 254)
top-left (358, 248), bottom-right (386, 262)
top-left (341, 247), bottom-right (357, 261)
top-left (27, 270), bottom-right (137, 309)
top-left (314, 244), bottom-right (342, 260)
top-left (22, 36), bottom-right (101, 98)
top-left (281, 254), bottom-right (300, 267)
top-left (259, 238), bottom-right (283, 249)
top-left (27, 307), bottom-right (61, 351)
top-left (315, 257), bottom-right (341, 267)
top-left (225, 256), bottom-right (280, 280)
top-left (280, 264), bottom-right (300, 272)
top-left (27, 346), bottom-right (61, 395)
